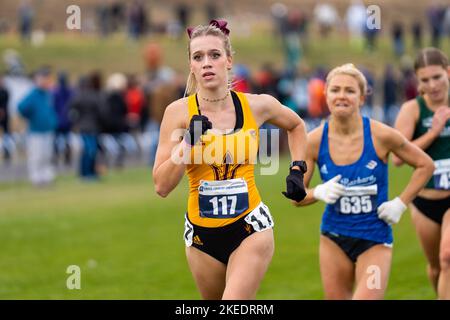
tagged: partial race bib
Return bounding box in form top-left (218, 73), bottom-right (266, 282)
top-left (244, 202), bottom-right (274, 232)
top-left (198, 178), bottom-right (249, 218)
top-left (335, 185), bottom-right (378, 215)
top-left (433, 159), bottom-right (450, 190)
top-left (184, 215), bottom-right (194, 247)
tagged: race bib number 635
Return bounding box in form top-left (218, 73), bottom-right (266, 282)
top-left (335, 185), bottom-right (378, 215)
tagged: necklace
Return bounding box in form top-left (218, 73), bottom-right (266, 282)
top-left (200, 91), bottom-right (230, 102)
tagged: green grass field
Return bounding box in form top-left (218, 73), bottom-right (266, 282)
top-left (0, 157), bottom-right (436, 299)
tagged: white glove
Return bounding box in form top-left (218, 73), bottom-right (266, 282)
top-left (377, 197), bottom-right (407, 225)
top-left (313, 174), bottom-right (345, 204)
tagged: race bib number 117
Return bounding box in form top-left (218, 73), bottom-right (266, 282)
top-left (198, 179), bottom-right (249, 218)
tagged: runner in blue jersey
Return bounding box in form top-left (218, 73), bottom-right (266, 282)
top-left (294, 64), bottom-right (434, 299)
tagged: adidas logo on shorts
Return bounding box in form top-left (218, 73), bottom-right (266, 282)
top-left (193, 235), bottom-right (203, 246)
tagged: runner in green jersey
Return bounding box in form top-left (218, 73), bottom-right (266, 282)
top-left (394, 47), bottom-right (450, 299)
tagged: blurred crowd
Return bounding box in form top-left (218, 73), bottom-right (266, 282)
top-left (0, 43), bottom-right (185, 185)
top-left (270, 1), bottom-right (450, 70)
top-left (6, 0), bottom-right (219, 41)
top-left (0, 0), bottom-right (449, 185)
top-left (0, 43), bottom-right (424, 186)
top-left (4, 1), bottom-right (449, 48)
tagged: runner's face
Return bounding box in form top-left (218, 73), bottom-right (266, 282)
top-left (326, 74), bottom-right (364, 116)
top-left (416, 65), bottom-right (450, 103)
top-left (189, 35), bottom-right (232, 90)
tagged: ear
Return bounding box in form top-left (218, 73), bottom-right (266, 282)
top-left (359, 93), bottom-right (366, 107)
top-left (226, 56), bottom-right (232, 71)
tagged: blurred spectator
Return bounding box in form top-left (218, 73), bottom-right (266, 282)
top-left (3, 49), bottom-right (25, 76)
top-left (18, 66), bottom-right (57, 186)
top-left (271, 4), bottom-right (309, 56)
top-left (127, 0), bottom-right (148, 39)
top-left (232, 64), bottom-right (252, 93)
top-left (360, 66), bottom-right (375, 116)
top-left (69, 72), bottom-right (103, 180)
top-left (427, 4), bottom-right (446, 48)
top-left (253, 63), bottom-right (284, 153)
top-left (291, 65), bottom-right (310, 118)
top-left (382, 64), bottom-right (399, 125)
top-left (142, 43), bottom-right (176, 166)
top-left (0, 74), bottom-right (10, 163)
top-left (391, 21), bottom-right (405, 57)
top-left (270, 2), bottom-right (288, 35)
top-left (176, 3), bottom-right (190, 31)
top-left (110, 2), bottom-right (125, 32)
top-left (101, 73), bottom-right (128, 168)
top-left (253, 63), bottom-right (280, 98)
top-left (284, 9), bottom-right (304, 70)
top-left (399, 55), bottom-right (418, 100)
top-left (313, 2), bottom-right (339, 38)
top-left (297, 10), bottom-right (309, 52)
top-left (270, 3), bottom-right (289, 57)
top-left (125, 74), bottom-right (145, 132)
top-left (2, 51), bottom-right (34, 154)
top-left (345, 0), bottom-right (366, 48)
top-left (0, 19), bottom-right (9, 34)
top-left (402, 68), bottom-right (419, 101)
top-left (167, 2), bottom-right (191, 38)
top-left (364, 21), bottom-right (379, 52)
top-left (96, 2), bottom-right (111, 38)
top-left (277, 70), bottom-right (298, 113)
top-left (52, 71), bottom-right (73, 167)
top-left (444, 6), bottom-right (450, 37)
top-left (307, 74), bottom-right (327, 118)
top-left (411, 21), bottom-right (423, 50)
top-left (312, 66), bottom-right (327, 82)
top-left (205, 0), bottom-right (218, 21)
top-left (18, 0), bottom-right (33, 41)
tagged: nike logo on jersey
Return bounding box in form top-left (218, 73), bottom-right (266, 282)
top-left (320, 164), bottom-right (328, 174)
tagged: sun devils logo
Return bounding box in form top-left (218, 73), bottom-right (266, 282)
top-left (210, 151), bottom-right (242, 180)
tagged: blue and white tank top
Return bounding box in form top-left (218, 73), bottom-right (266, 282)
top-left (317, 117), bottom-right (392, 244)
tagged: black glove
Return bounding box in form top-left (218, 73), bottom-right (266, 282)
top-left (184, 115), bottom-right (212, 145)
top-left (282, 169), bottom-right (307, 202)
